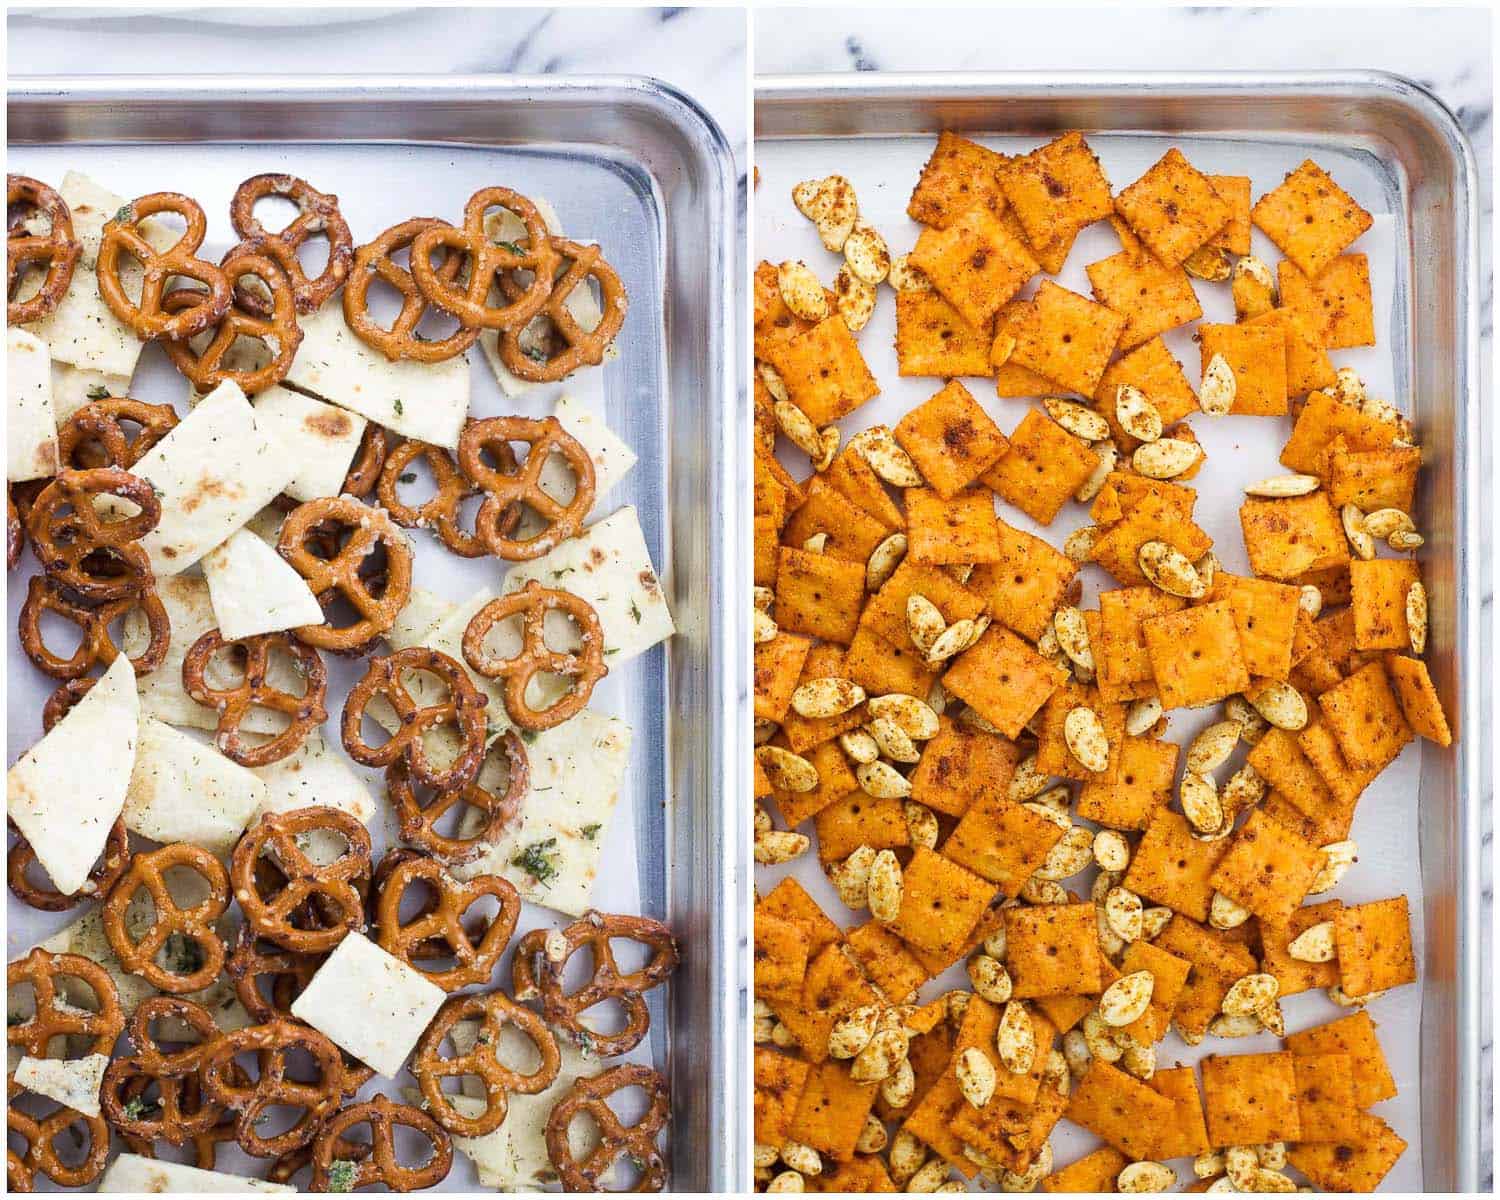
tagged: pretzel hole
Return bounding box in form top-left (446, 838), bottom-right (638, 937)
top-left (250, 195), bottom-right (302, 239)
top-left (154, 931), bottom-right (212, 982)
top-left (391, 454), bottom-right (441, 510)
top-left (251, 1101), bottom-right (315, 1145)
top-left (34, 605), bottom-right (87, 659)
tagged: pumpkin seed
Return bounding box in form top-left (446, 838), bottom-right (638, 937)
top-left (767, 1167), bottom-right (806, 1192)
top-left (1244, 473), bottom-right (1321, 498)
top-left (1074, 443), bottom-right (1118, 503)
top-left (1331, 366), bottom-right (1366, 407)
top-left (857, 759), bottom-right (912, 800)
top-left (1138, 540), bottom-right (1207, 599)
top-left (1248, 682), bottom-right (1308, 731)
top-left (853, 425), bottom-right (924, 487)
top-left (944, 988), bottom-right (971, 1025)
top-left (1389, 529), bottom-right (1424, 551)
top-left (1096, 905), bottom-right (1126, 961)
top-left (1195, 549), bottom-right (1219, 592)
top-left (959, 706), bottom-right (1002, 736)
top-left (801, 532), bottom-right (829, 554)
top-left (777, 260), bottom-right (828, 323)
top-left (956, 1047), bottom-right (997, 1109)
top-left (756, 745), bottom-right (819, 792)
top-left (780, 1140), bottom-right (822, 1176)
top-left (1231, 255), bottom-right (1276, 320)
top-left (1247, 1169), bottom-right (1297, 1193)
top-left (792, 174), bottom-right (858, 251)
top-left (1180, 771), bottom-right (1224, 833)
top-left (1224, 1147), bottom-right (1259, 1188)
top-left (754, 803), bottom-right (773, 836)
top-left (1363, 507), bottom-right (1415, 539)
top-left (814, 425), bottom-right (839, 472)
top-left (1207, 1012), bottom-right (1263, 1038)
top-left (927, 679), bottom-right (948, 715)
top-left (753, 609), bottom-right (779, 643)
top-left (1199, 352), bottom-right (1238, 415)
top-left (1082, 1010), bottom-right (1124, 1062)
top-left (1175, 1021), bottom-right (1205, 1047)
top-left (754, 1001), bottom-right (775, 1044)
top-left (1104, 886), bottom-right (1144, 942)
top-left (844, 224), bottom-right (892, 284)
top-left (1298, 584), bottom-right (1323, 618)
top-left (1122, 1039), bottom-right (1158, 1085)
top-left (838, 728), bottom-right (880, 764)
top-left (1053, 606), bottom-right (1096, 672)
top-left (1064, 523), bottom-right (1102, 562)
top-left (887, 1130), bottom-right (926, 1181)
top-left (828, 1004), bottom-right (881, 1059)
top-left (1194, 1153), bottom-right (1226, 1179)
top-left (1008, 754), bottom-right (1050, 802)
top-left (1287, 921), bottom-right (1336, 963)
top-left (854, 1114), bottom-right (887, 1155)
top-left (1184, 242), bottom-right (1232, 281)
top-left (999, 1146), bottom-right (1052, 1193)
top-left (770, 1020), bottom-right (797, 1047)
top-left (881, 1057), bottom-right (916, 1109)
top-left (867, 849), bottom-right (904, 921)
top-left (887, 254), bottom-right (930, 293)
top-left (966, 953), bottom-right (1013, 1004)
top-left (905, 593), bottom-right (947, 654)
top-left (1132, 437), bottom-right (1200, 480)
top-left (944, 562), bottom-right (974, 586)
top-left (1038, 825), bottom-right (1095, 880)
top-left (1099, 970), bottom-right (1154, 1027)
top-left (791, 677), bottom-right (866, 720)
top-left (755, 830), bottom-right (810, 864)
top-left (1093, 829), bottom-right (1131, 873)
top-left (1224, 695), bottom-right (1269, 745)
top-left (1222, 973), bottom-right (1279, 1016)
top-left (1329, 984), bottom-right (1382, 1008)
top-left (1064, 706), bottom-right (1110, 773)
top-left (1307, 840), bottom-right (1358, 894)
top-left (753, 1141), bottom-right (780, 1169)
top-left (1031, 784), bottom-right (1072, 817)
top-left (758, 360), bottom-right (790, 404)
top-left (832, 265), bottom-right (877, 332)
top-left (754, 718), bottom-right (779, 745)
top-left (1063, 1028), bottom-right (1091, 1077)
top-left (1407, 580), bottom-right (1428, 655)
top-left (827, 845), bottom-right (876, 910)
top-left (1113, 384), bottom-right (1164, 444)
top-left (1210, 891), bottom-right (1251, 931)
top-left (866, 532), bottom-right (908, 591)
top-left (851, 1027), bottom-right (908, 1083)
top-left (1187, 721), bottom-right (1241, 774)
top-left (1125, 696), bottom-right (1164, 737)
top-left (1020, 874), bottom-right (1069, 905)
top-left (752, 586), bottom-right (775, 614)
top-left (926, 617), bottom-right (979, 664)
top-left (1258, 1001), bottom-right (1286, 1037)
top-left (1342, 503), bottom-right (1376, 560)
top-left (982, 924), bottom-right (1008, 960)
top-left (867, 717), bottom-right (920, 764)
top-left (773, 399), bottom-right (823, 459)
top-left (996, 1001), bottom-right (1036, 1075)
top-left (903, 802), bottom-right (940, 851)
top-left (1044, 397), bottom-right (1111, 442)
top-left (868, 693), bottom-right (940, 740)
top-left (1221, 763), bottom-right (1268, 814)
top-left (1141, 907), bottom-right (1173, 940)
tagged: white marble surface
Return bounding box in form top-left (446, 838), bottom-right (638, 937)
top-left (756, 5), bottom-right (1492, 1189)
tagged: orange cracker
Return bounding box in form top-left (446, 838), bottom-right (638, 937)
top-left (1001, 131), bottom-right (1115, 250)
top-left (1278, 253), bottom-right (1376, 349)
top-left (1284, 1010), bottom-right (1398, 1108)
top-left (1077, 735), bottom-right (1178, 831)
top-left (774, 545), bottom-right (866, 644)
top-left (1117, 939), bottom-right (1192, 1047)
top-left (1148, 1065), bottom-right (1213, 1159)
top-left (894, 380), bottom-right (1011, 499)
top-left (905, 485), bottom-right (1002, 565)
top-left (775, 736), bottom-right (859, 828)
top-left (754, 259), bottom-right (822, 360)
top-left (1208, 808), bottom-right (1323, 925)
top-left (1155, 914), bottom-right (1258, 1040)
top-left (1334, 895), bottom-right (1416, 998)
top-left (1317, 659), bottom-right (1413, 771)
top-left (895, 288), bottom-right (997, 378)
top-left (860, 558), bottom-right (988, 652)
top-left (908, 131), bottom-right (1012, 228)
top-left (966, 517), bottom-right (1080, 642)
top-left (1299, 718), bottom-right (1381, 813)
top-left (772, 941), bottom-right (880, 1063)
top-left (1008, 280), bottom-right (1126, 396)
top-left (1239, 492), bottom-right (1351, 581)
top-left (886, 845), bottom-right (996, 956)
top-left (1093, 336), bottom-right (1199, 449)
top-left (780, 644), bottom-right (868, 754)
top-left (1004, 902), bottom-right (1103, 998)
top-left (1064, 1059), bottom-right (1177, 1161)
top-left (784, 476), bottom-right (890, 566)
top-left (1260, 898), bottom-right (1345, 997)
top-left (1001, 206), bottom-right (1078, 277)
top-left (1085, 248), bottom-right (1203, 353)
top-left (1035, 679), bottom-right (1124, 782)
top-left (1090, 489), bottom-right (1213, 587)
top-left (1251, 158), bottom-right (1373, 278)
top-left (753, 513), bottom-right (780, 589)
top-left (788, 1059), bottom-right (880, 1162)
top-left (753, 631), bottom-right (811, 723)
top-left (844, 921), bottom-right (930, 1004)
top-left (1097, 586), bottom-right (1186, 696)
top-left (1384, 653), bottom-right (1454, 746)
top-left (1041, 1146), bottom-right (1129, 1193)
top-left (809, 1157), bottom-right (898, 1193)
top-left (822, 444), bottom-right (904, 532)
top-left (1114, 147), bottom-right (1234, 265)
top-left (1197, 320), bottom-right (1288, 416)
top-left (1141, 599), bottom-right (1251, 709)
top-left (1210, 572), bottom-right (1301, 680)
top-left (844, 626), bottom-right (940, 699)
top-left (1287, 1111), bottom-right (1408, 1193)
top-left (909, 713), bottom-right (1021, 818)
top-left (1291, 1052), bottom-right (1363, 1143)
top-left (1246, 728), bottom-right (1354, 845)
top-left (910, 203), bottom-right (1039, 330)
top-left (754, 912), bottom-right (810, 1003)
top-left (1349, 558), bottom-right (1421, 651)
top-left (1330, 443), bottom-right (1421, 513)
top-left (1207, 174), bottom-right (1252, 255)
top-left (764, 314), bottom-right (880, 427)
top-left (943, 793), bottom-right (1066, 896)
top-left (813, 790), bottom-right (909, 862)
top-left (754, 1047), bottom-right (811, 1146)
top-left (1280, 388), bottom-right (1403, 477)
top-left (941, 622), bottom-right (1068, 739)
top-left (1123, 808), bottom-right (1229, 923)
top-left (1201, 1050), bottom-right (1303, 1147)
top-left (1243, 306), bottom-right (1338, 399)
top-left (757, 876), bottom-right (842, 957)
top-left (981, 407), bottom-right (1102, 526)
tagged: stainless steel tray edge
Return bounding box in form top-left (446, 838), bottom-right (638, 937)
top-left (755, 70), bottom-right (1482, 1192)
top-left (9, 73), bottom-right (744, 1193)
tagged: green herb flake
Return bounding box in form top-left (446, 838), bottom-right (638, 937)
top-left (328, 1159), bottom-right (358, 1193)
top-left (581, 823), bottom-right (602, 841)
top-left (392, 398), bottom-right (404, 416)
top-left (629, 601), bottom-right (643, 624)
top-left (511, 838), bottom-right (560, 888)
top-left (399, 472), bottom-right (417, 484)
top-left (112, 204), bottom-right (132, 224)
top-left (499, 241), bottom-right (524, 255)
top-left (86, 384), bottom-right (109, 400)
top-left (163, 931), bottom-right (205, 976)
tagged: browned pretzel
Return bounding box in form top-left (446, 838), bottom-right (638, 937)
top-left (7, 948), bottom-right (125, 1060)
top-left (115, 1071), bottom-right (241, 1170)
top-left (56, 396), bottom-right (179, 471)
top-left (100, 996), bottom-right (227, 1144)
top-left (265, 1137), bottom-right (372, 1187)
top-left (199, 1020), bottom-right (347, 1158)
top-left (8, 488), bottom-right (23, 569)
top-left (225, 920), bottom-right (324, 1022)
top-left (41, 677), bottom-right (96, 732)
top-left (462, 580), bottom-right (608, 730)
top-left (343, 217), bottom-right (480, 363)
top-left (310, 1095), bottom-right (453, 1192)
top-left (545, 1064), bottom-right (671, 1193)
top-left (8, 817), bottom-right (128, 912)
top-left (375, 852), bottom-right (520, 991)
top-left (96, 192), bottom-right (232, 341)
top-left (231, 806), bottom-right (371, 954)
top-left (387, 728), bottom-right (528, 864)
top-left (101, 843), bottom-right (229, 993)
top-left (18, 573), bottom-right (170, 680)
top-left (341, 422), bottom-right (389, 499)
top-left (498, 237), bottom-right (628, 382)
top-left (25, 466), bottom-right (161, 600)
top-left (6, 1091), bottom-right (110, 1190)
top-left (512, 911), bottom-right (679, 1058)
top-left (276, 496), bottom-right (413, 651)
top-left (376, 438), bottom-right (487, 558)
top-left (341, 647), bottom-right (489, 791)
top-left (7, 175), bottom-right (80, 325)
top-left (229, 173), bottom-right (354, 315)
top-left (457, 415), bottom-right (597, 560)
top-left (412, 990), bottom-right (561, 1136)
top-left (181, 629), bottom-right (328, 767)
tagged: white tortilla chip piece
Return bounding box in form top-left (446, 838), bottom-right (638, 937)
top-left (250, 729), bottom-right (378, 864)
top-left (387, 586), bottom-right (460, 652)
top-left (99, 1154), bottom-right (293, 1193)
top-left (7, 327), bottom-right (59, 481)
top-left (283, 301), bottom-right (470, 449)
top-left (202, 527), bottom-right (323, 640)
top-left (7, 654), bottom-right (137, 896)
top-left (540, 392), bottom-right (637, 503)
top-left (128, 379), bottom-right (296, 575)
top-left (122, 718), bottom-right (269, 855)
top-left (49, 362), bottom-right (129, 423)
top-left (502, 506), bottom-right (674, 667)
top-left (12, 1054), bottom-right (108, 1117)
top-left (250, 385), bottom-right (367, 504)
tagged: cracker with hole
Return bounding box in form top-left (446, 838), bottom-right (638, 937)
top-left (1279, 253), bottom-right (1376, 349)
top-left (1317, 659), bottom-right (1413, 771)
top-left (943, 794), bottom-right (1065, 896)
top-left (785, 477), bottom-right (891, 565)
top-left (1001, 901), bottom-right (1103, 999)
top-left (758, 876), bottom-right (843, 957)
top-left (1142, 599), bottom-right (1251, 709)
top-left (904, 485), bottom-right (1002, 566)
top-left (894, 380), bottom-right (1011, 498)
top-left (1085, 248), bottom-right (1204, 353)
top-left (1097, 586), bottom-right (1186, 698)
top-left (909, 204), bottom-right (1039, 331)
top-left (1064, 1059), bottom-right (1177, 1161)
top-left (1077, 735), bottom-right (1178, 831)
top-left (775, 546), bottom-right (866, 644)
top-left (1334, 895), bottom-right (1417, 998)
top-left (909, 713), bottom-right (1021, 818)
top-left (1201, 1050), bottom-right (1303, 1147)
top-left (774, 738), bottom-right (859, 829)
top-left (765, 314), bottom-right (881, 428)
top-left (1123, 809), bottom-right (1230, 923)
top-left (754, 912), bottom-right (810, 1004)
top-left (754, 1047), bottom-right (812, 1147)
top-left (1035, 680), bottom-right (1124, 782)
top-left (843, 626), bottom-right (940, 699)
top-left (788, 1059), bottom-right (881, 1163)
top-left (1114, 147), bottom-right (1234, 265)
top-left (1007, 280), bottom-right (1126, 396)
top-left (1240, 491), bottom-right (1351, 580)
top-left (812, 789), bottom-right (907, 861)
top-left (1384, 653), bottom-right (1453, 746)
top-left (1349, 558), bottom-right (1421, 651)
top-left (1147, 1065), bottom-right (1213, 1160)
top-left (981, 407), bottom-right (1101, 526)
top-left (1001, 131), bottom-right (1115, 250)
top-left (1196, 320), bottom-right (1288, 416)
top-left (1093, 337), bottom-right (1199, 448)
top-left (1209, 808), bottom-right (1323, 925)
top-left (966, 517), bottom-right (1080, 642)
top-left (885, 845), bottom-right (996, 955)
top-left (1209, 572), bottom-right (1302, 681)
top-left (941, 623), bottom-right (1068, 739)
top-left (1244, 305), bottom-right (1338, 398)
top-left (908, 132), bottom-right (1013, 228)
top-left (894, 289), bottom-right (997, 378)
top-left (1251, 158), bottom-right (1373, 277)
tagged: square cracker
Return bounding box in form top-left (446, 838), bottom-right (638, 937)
top-left (1330, 443), bottom-right (1420, 513)
top-left (1240, 492), bottom-right (1350, 581)
top-left (860, 559), bottom-right (987, 653)
top-left (908, 132), bottom-right (1011, 228)
top-left (1064, 1060), bottom-right (1176, 1161)
top-left (941, 623), bottom-right (1068, 739)
top-left (943, 794), bottom-right (1065, 896)
top-left (1086, 249), bottom-right (1203, 353)
top-left (1280, 388), bottom-right (1403, 478)
top-left (754, 913), bottom-right (809, 1004)
top-left (1093, 336), bottom-right (1199, 450)
top-left (754, 632), bottom-right (811, 723)
top-left (1246, 728), bottom-right (1354, 845)
top-left (765, 315), bottom-right (880, 427)
top-left (1208, 808), bottom-right (1323, 925)
top-left (908, 716), bottom-right (1021, 819)
top-left (1090, 489), bottom-right (1212, 587)
top-left (1287, 1111), bottom-right (1408, 1193)
top-left (894, 380), bottom-right (1010, 499)
top-left (1097, 586), bottom-right (1186, 696)
top-left (1291, 1052), bottom-right (1363, 1143)
top-left (1278, 254), bottom-right (1376, 350)
top-left (966, 517), bottom-right (1080, 643)
top-left (788, 1059), bottom-right (880, 1162)
top-left (1154, 915), bottom-right (1258, 1040)
top-left (981, 407), bottom-right (1101, 526)
top-left (823, 444), bottom-right (904, 531)
top-left (1211, 572), bottom-right (1301, 681)
top-left (1251, 158), bottom-right (1373, 278)
top-left (1334, 895), bottom-right (1416, 998)
top-left (1142, 600), bottom-right (1251, 710)
top-left (1000, 131), bottom-right (1115, 250)
top-left (1003, 902), bottom-right (1103, 998)
top-left (771, 941), bottom-right (880, 1063)
top-left (844, 922), bottom-right (930, 1003)
top-left (1384, 653), bottom-right (1453, 746)
top-left (886, 846), bottom-right (996, 956)
top-left (1260, 898), bottom-right (1345, 997)
top-left (895, 289), bottom-right (997, 378)
top-left (783, 477), bottom-right (891, 566)
top-left (910, 204), bottom-right (1039, 330)
top-left (1197, 321), bottom-right (1288, 416)
top-left (1243, 306), bottom-right (1337, 399)
top-left (1077, 735), bottom-right (1177, 831)
top-left (775, 546), bottom-right (866, 645)
top-left (1122, 809), bottom-right (1228, 923)
top-left (1113, 147), bottom-right (1234, 265)
top-left (844, 626), bottom-right (940, 700)
top-left (904, 486), bottom-right (1002, 566)
top-left (1284, 1010), bottom-right (1398, 1108)
top-left (1200, 1051), bottom-right (1303, 1147)
top-left (1040, 1147), bottom-right (1129, 1194)
top-left (813, 791), bottom-right (908, 862)
top-left (1008, 280), bottom-right (1125, 396)
top-left (1148, 1065), bottom-right (1213, 1159)
top-left (1317, 659), bottom-right (1413, 771)
top-left (776, 737), bottom-right (860, 829)
top-left (1207, 174), bottom-right (1253, 255)
top-left (757, 876), bottom-right (842, 958)
top-left (1035, 680), bottom-right (1124, 783)
top-left (1349, 558), bottom-right (1420, 651)
top-left (754, 1047), bottom-right (811, 1147)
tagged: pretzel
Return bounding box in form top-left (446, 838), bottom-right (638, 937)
top-left (8, 816), bottom-right (129, 912)
top-left (266, 1138), bottom-right (372, 1187)
top-left (498, 237), bottom-right (628, 382)
top-left (376, 438), bottom-right (487, 558)
top-left (181, 629), bottom-right (328, 767)
top-left (341, 647), bottom-right (489, 791)
top-left (18, 573), bottom-right (170, 680)
top-left (457, 416), bottom-right (597, 560)
top-left (512, 911), bottom-right (679, 1058)
top-left (343, 217), bottom-right (480, 363)
top-left (7, 947), bottom-right (125, 1059)
top-left (7, 175), bottom-right (80, 325)
top-left (96, 192), bottom-right (232, 341)
top-left (310, 1095), bottom-right (454, 1192)
top-left (545, 1064), bottom-right (670, 1193)
top-left (101, 842), bottom-right (229, 993)
top-left (56, 396), bottom-right (179, 470)
top-left (276, 496), bottom-right (414, 651)
top-left (387, 728), bottom-right (528, 864)
top-left (6, 1095), bottom-right (110, 1190)
top-left (231, 806), bottom-right (371, 953)
top-left (375, 852), bottom-right (520, 991)
top-left (462, 580), bottom-right (608, 730)
top-left (25, 466), bottom-right (161, 600)
top-left (413, 990), bottom-right (561, 1136)
top-left (199, 1020), bottom-right (347, 1157)
top-left (341, 422), bottom-right (389, 499)
top-left (229, 173), bottom-right (355, 315)
top-left (41, 677), bottom-right (95, 732)
top-left (159, 249), bottom-right (304, 395)
top-left (225, 920), bottom-right (323, 1022)
top-left (8, 488), bottom-right (23, 569)
top-left (116, 1071), bottom-right (240, 1170)
top-left (100, 996), bottom-right (226, 1143)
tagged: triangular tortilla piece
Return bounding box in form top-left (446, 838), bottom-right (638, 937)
top-left (12, 1054), bottom-right (109, 1117)
top-left (7, 654), bottom-right (137, 895)
top-left (123, 718), bottom-right (269, 854)
top-left (249, 385), bottom-right (367, 504)
top-left (202, 527), bottom-right (323, 640)
top-left (98, 1154), bottom-right (294, 1193)
top-left (7, 327), bottom-right (59, 481)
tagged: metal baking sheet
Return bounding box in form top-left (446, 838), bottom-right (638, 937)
top-left (8, 73), bottom-right (741, 1193)
top-left (754, 71), bottom-right (1479, 1192)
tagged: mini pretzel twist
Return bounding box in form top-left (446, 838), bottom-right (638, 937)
top-left (101, 843), bottom-right (230, 993)
top-left (6, 1096), bottom-right (110, 1190)
top-left (376, 438), bottom-right (487, 558)
top-left (229, 173), bottom-right (355, 315)
top-left (18, 573), bottom-right (170, 680)
top-left (231, 806), bottom-right (372, 954)
top-left (498, 237), bottom-right (629, 382)
top-left (544, 1064), bottom-right (671, 1193)
top-left (375, 852), bottom-right (520, 991)
top-left (343, 217), bottom-right (480, 363)
top-left (8, 489), bottom-right (23, 569)
top-left (56, 396), bottom-right (179, 471)
top-left (225, 920), bottom-right (324, 1022)
top-left (8, 817), bottom-right (128, 912)
top-left (341, 647), bottom-right (489, 791)
top-left (457, 415), bottom-right (597, 560)
top-left (265, 1138), bottom-right (372, 1188)
top-left (410, 186), bottom-right (559, 331)
top-left (181, 629), bottom-right (329, 767)
top-left (114, 1071), bottom-right (241, 1169)
top-left (276, 496), bottom-right (414, 651)
top-left (310, 1095), bottom-right (453, 1192)
top-left (512, 910), bottom-right (679, 1058)
top-left (462, 580), bottom-right (609, 730)
top-left (387, 728), bottom-right (528, 864)
top-left (100, 996), bottom-right (227, 1144)
top-left (7, 948), bottom-right (125, 1060)
top-left (95, 192), bottom-right (232, 341)
top-left (41, 677), bottom-right (96, 732)
top-left (341, 423), bottom-right (389, 499)
top-left (413, 990), bottom-right (561, 1137)
top-left (25, 466), bottom-right (161, 601)
top-left (7, 175), bottom-right (81, 325)
top-left (199, 1020), bottom-right (347, 1158)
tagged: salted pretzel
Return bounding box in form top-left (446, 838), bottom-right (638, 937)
top-left (25, 466), bottom-right (161, 600)
top-left (100, 996), bottom-right (226, 1143)
top-left (232, 806), bottom-right (371, 953)
top-left (375, 852), bottom-right (520, 991)
top-left (341, 647), bottom-right (489, 791)
top-left (229, 173), bottom-right (354, 315)
top-left (56, 396), bottom-right (179, 470)
top-left (199, 1020), bottom-right (347, 1158)
top-left (6, 1095), bottom-right (110, 1190)
top-left (343, 217), bottom-right (480, 363)
top-left (159, 249), bottom-right (304, 395)
top-left (512, 910), bottom-right (679, 1058)
top-left (266, 1137), bottom-right (372, 1187)
top-left (181, 629), bottom-right (328, 767)
top-left (341, 422), bottom-right (389, 499)
top-left (8, 489), bottom-right (23, 569)
top-left (18, 574), bottom-right (169, 680)
top-left (41, 677), bottom-right (96, 732)
top-left (101, 843), bottom-right (229, 993)
top-left (376, 438), bottom-right (487, 558)
top-left (310, 1095), bottom-right (453, 1192)
top-left (7, 175), bottom-right (81, 325)
top-left (462, 580), bottom-right (608, 730)
top-left (115, 1070), bottom-right (240, 1170)
top-left (412, 990), bottom-right (560, 1136)
top-left (544, 1064), bottom-right (671, 1193)
top-left (498, 237), bottom-right (628, 382)
top-left (96, 192), bottom-right (232, 341)
top-left (276, 496), bottom-right (413, 651)
top-left (7, 947), bottom-right (125, 1059)
top-left (387, 728), bottom-right (528, 864)
top-left (457, 415), bottom-right (597, 560)
top-left (410, 187), bottom-right (559, 331)
top-left (8, 817), bottom-right (129, 912)
top-left (225, 921), bottom-right (324, 1021)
